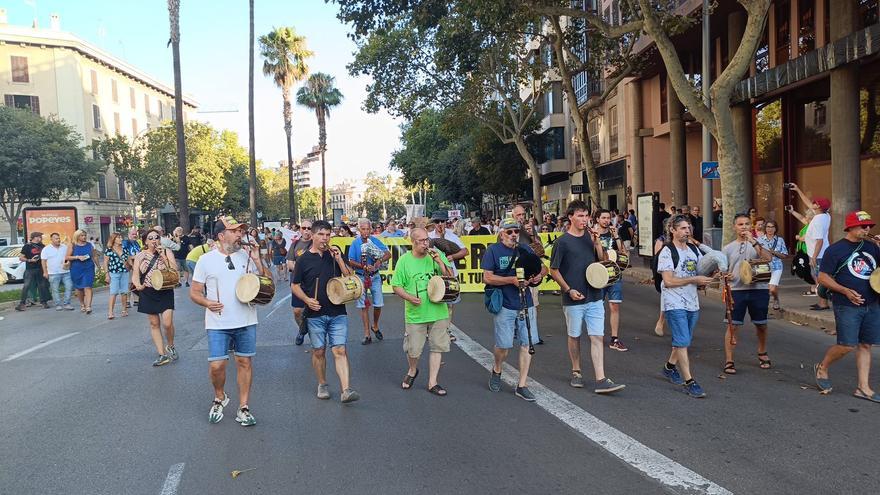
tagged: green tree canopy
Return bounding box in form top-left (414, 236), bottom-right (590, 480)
top-left (0, 107), bottom-right (105, 243)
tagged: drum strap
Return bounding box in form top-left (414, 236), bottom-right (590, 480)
top-left (827, 241), bottom-right (863, 281)
top-left (140, 253), bottom-right (160, 286)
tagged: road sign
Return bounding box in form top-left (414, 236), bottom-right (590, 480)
top-left (700, 161), bottom-right (720, 179)
top-left (256, 211), bottom-right (263, 219)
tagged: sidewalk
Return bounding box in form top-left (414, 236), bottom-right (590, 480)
top-left (620, 263), bottom-right (836, 333)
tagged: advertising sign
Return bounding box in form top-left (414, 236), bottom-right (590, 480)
top-left (637, 193), bottom-right (657, 257)
top-left (329, 234), bottom-right (564, 294)
top-left (700, 161), bottom-right (720, 179)
top-left (24, 207), bottom-right (79, 245)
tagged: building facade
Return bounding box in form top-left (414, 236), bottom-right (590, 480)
top-left (328, 181), bottom-right (366, 222)
top-left (0, 12), bottom-right (197, 244)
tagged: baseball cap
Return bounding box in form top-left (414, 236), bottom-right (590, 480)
top-left (431, 211), bottom-right (447, 222)
top-left (813, 197), bottom-right (831, 212)
top-left (500, 217), bottom-right (519, 229)
top-left (844, 210), bottom-right (875, 230)
top-left (214, 216), bottom-right (248, 235)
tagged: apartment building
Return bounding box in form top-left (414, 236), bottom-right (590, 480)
top-left (0, 11), bottom-right (197, 243)
top-left (329, 181), bottom-right (366, 222)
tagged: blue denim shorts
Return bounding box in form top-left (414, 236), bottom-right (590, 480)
top-left (563, 300), bottom-right (605, 338)
top-left (665, 309), bottom-right (699, 347)
top-left (109, 271), bottom-right (129, 295)
top-left (207, 325), bottom-right (257, 361)
top-left (356, 274), bottom-right (384, 308)
top-left (834, 304), bottom-right (880, 346)
top-left (307, 314), bottom-right (348, 349)
top-left (603, 280), bottom-right (623, 303)
top-left (731, 289), bottom-right (769, 325)
top-left (493, 306), bottom-right (539, 349)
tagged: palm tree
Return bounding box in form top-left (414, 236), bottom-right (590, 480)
top-left (296, 73), bottom-right (343, 220)
top-left (258, 27), bottom-right (312, 223)
top-left (247, 0), bottom-right (257, 227)
top-left (167, 0), bottom-right (189, 231)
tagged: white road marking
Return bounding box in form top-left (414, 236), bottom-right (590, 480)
top-left (159, 462), bottom-right (185, 495)
top-left (451, 324), bottom-right (732, 495)
top-left (2, 332), bottom-right (81, 362)
top-left (265, 293), bottom-right (291, 319)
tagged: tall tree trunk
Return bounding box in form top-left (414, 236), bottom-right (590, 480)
top-left (283, 90), bottom-right (297, 222)
top-left (247, 0), bottom-right (257, 227)
top-left (319, 110), bottom-right (327, 221)
top-left (6, 217), bottom-right (18, 245)
top-left (169, 1), bottom-right (189, 232)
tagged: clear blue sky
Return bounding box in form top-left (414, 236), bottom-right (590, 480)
top-left (4, 0), bottom-right (402, 185)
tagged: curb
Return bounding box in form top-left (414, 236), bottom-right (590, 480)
top-left (620, 268), bottom-right (836, 333)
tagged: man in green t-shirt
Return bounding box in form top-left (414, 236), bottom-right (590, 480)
top-left (392, 227), bottom-right (455, 396)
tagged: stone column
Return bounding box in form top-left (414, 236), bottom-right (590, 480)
top-left (667, 75), bottom-right (687, 207)
top-left (728, 10), bottom-right (753, 202)
top-left (627, 80), bottom-right (644, 199)
top-left (830, 0), bottom-right (860, 233)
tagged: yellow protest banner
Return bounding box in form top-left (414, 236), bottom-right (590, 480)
top-left (330, 233), bottom-right (564, 293)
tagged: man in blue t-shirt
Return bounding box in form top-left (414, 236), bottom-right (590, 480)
top-left (482, 217), bottom-right (547, 402)
top-left (814, 211), bottom-right (880, 401)
top-left (348, 218), bottom-right (392, 345)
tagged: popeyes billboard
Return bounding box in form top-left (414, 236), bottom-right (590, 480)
top-left (23, 207), bottom-right (78, 245)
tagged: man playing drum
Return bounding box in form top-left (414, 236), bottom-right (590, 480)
top-left (548, 200), bottom-right (625, 394)
top-left (482, 217), bottom-right (548, 402)
top-left (721, 214), bottom-right (773, 375)
top-left (287, 220), bottom-right (313, 346)
top-left (190, 216), bottom-right (271, 426)
top-left (392, 228), bottom-right (455, 396)
top-left (595, 209), bottom-right (628, 352)
top-left (292, 220), bottom-right (361, 404)
top-left (814, 211), bottom-right (880, 401)
top-left (348, 218), bottom-right (392, 345)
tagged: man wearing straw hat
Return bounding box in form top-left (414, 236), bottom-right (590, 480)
top-left (291, 220), bottom-right (361, 404)
top-left (190, 216), bottom-right (271, 426)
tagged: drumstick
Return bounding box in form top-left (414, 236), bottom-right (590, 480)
top-left (216, 282), bottom-right (222, 316)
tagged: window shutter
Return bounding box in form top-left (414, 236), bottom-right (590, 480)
top-left (111, 79), bottom-right (118, 103)
top-left (130, 88), bottom-right (136, 109)
top-left (4, 94), bottom-right (13, 107)
top-left (30, 96), bottom-right (40, 115)
top-left (90, 70), bottom-right (99, 95)
top-left (114, 112), bottom-right (121, 134)
top-left (11, 56), bottom-right (29, 82)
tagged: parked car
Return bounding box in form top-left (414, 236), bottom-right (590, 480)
top-left (0, 245), bottom-right (25, 283)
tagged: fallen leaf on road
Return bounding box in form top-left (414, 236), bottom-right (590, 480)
top-left (800, 386), bottom-right (809, 390)
top-left (231, 468), bottom-right (256, 479)
top-left (788, 321), bottom-right (804, 326)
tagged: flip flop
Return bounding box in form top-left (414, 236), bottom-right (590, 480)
top-left (401, 369), bottom-right (419, 390)
top-left (853, 389), bottom-right (880, 403)
top-left (814, 363), bottom-right (833, 393)
top-left (428, 384), bottom-right (447, 396)
top-left (723, 362), bottom-right (737, 375)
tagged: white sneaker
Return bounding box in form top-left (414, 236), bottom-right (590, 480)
top-left (208, 393), bottom-right (230, 424)
top-left (235, 406), bottom-right (256, 426)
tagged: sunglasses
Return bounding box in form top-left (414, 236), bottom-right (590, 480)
top-left (302, 226), bottom-right (311, 230)
top-left (225, 255), bottom-right (235, 270)
top-left (504, 229), bottom-right (520, 235)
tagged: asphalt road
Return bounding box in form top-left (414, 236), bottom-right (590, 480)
top-left (1, 278), bottom-right (878, 495)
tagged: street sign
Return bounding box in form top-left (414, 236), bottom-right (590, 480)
top-left (571, 184), bottom-right (585, 194)
top-left (256, 211), bottom-right (263, 219)
top-left (700, 161), bottom-right (720, 179)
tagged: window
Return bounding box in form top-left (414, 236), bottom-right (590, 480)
top-left (545, 82), bottom-right (563, 115)
top-left (659, 72), bottom-right (668, 123)
top-left (609, 106), bottom-right (619, 157)
top-left (130, 87), bottom-right (136, 109)
top-left (158, 101), bottom-right (164, 120)
top-left (97, 175), bottom-right (107, 199)
top-left (4, 94), bottom-right (40, 115)
top-left (113, 112), bottom-right (121, 134)
top-left (611, 0), bottom-right (620, 26)
top-left (92, 140), bottom-right (99, 160)
top-left (588, 117), bottom-right (600, 162)
top-left (92, 104), bottom-right (102, 129)
top-left (756, 25), bottom-right (770, 73)
top-left (795, 96), bottom-right (831, 164)
top-left (90, 70), bottom-right (99, 95)
top-left (10, 56), bottom-right (29, 83)
top-left (131, 118), bottom-right (138, 136)
top-left (755, 99), bottom-right (782, 171)
top-left (117, 177), bottom-right (126, 201)
top-left (858, 63), bottom-right (880, 154)
top-left (171, 105), bottom-right (176, 121)
top-left (775, 0), bottom-right (791, 63)
top-left (111, 79), bottom-right (118, 103)
top-left (859, 0), bottom-right (879, 30)
top-left (144, 94), bottom-right (150, 116)
top-left (799, 0), bottom-right (816, 54)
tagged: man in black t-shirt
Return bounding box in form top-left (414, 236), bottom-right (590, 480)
top-left (468, 217), bottom-right (491, 236)
top-left (291, 220), bottom-right (360, 404)
top-left (16, 232), bottom-right (50, 311)
top-left (287, 220), bottom-right (314, 345)
top-left (814, 211), bottom-right (880, 399)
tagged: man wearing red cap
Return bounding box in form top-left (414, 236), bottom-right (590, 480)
top-left (814, 211), bottom-right (880, 402)
top-left (790, 184), bottom-right (831, 310)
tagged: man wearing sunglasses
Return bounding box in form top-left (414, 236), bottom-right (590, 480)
top-left (814, 211), bottom-right (880, 401)
top-left (428, 212), bottom-right (469, 338)
top-left (190, 216), bottom-right (271, 426)
top-left (287, 220), bottom-right (314, 345)
top-left (482, 217), bottom-right (547, 402)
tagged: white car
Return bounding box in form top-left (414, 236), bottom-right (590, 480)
top-left (0, 245), bottom-right (26, 283)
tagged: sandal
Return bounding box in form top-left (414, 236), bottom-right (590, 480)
top-left (853, 389), bottom-right (880, 403)
top-left (372, 327), bottom-right (384, 341)
top-left (771, 301), bottom-right (781, 311)
top-left (723, 362), bottom-right (737, 375)
top-left (121, 310), bottom-right (129, 317)
top-left (402, 369), bottom-right (419, 390)
top-left (107, 314), bottom-right (115, 320)
top-left (758, 352), bottom-right (772, 369)
top-left (86, 307), bottom-right (92, 315)
top-left (427, 384), bottom-right (447, 396)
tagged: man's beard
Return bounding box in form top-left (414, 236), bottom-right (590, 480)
top-left (223, 241), bottom-right (242, 253)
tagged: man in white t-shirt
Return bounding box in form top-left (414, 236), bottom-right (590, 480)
top-left (190, 216), bottom-right (272, 427)
top-left (791, 186), bottom-right (832, 309)
top-left (40, 232), bottom-right (75, 310)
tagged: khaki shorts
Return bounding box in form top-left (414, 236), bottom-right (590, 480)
top-left (403, 319), bottom-right (451, 358)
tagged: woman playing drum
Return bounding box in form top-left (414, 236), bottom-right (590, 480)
top-left (132, 228), bottom-right (179, 367)
top-left (757, 221), bottom-right (790, 310)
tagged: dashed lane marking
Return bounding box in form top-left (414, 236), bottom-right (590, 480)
top-left (2, 332), bottom-right (81, 362)
top-left (159, 462), bottom-right (185, 495)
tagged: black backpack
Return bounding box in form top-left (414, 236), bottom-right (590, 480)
top-left (652, 242), bottom-right (701, 292)
top-left (791, 251), bottom-right (815, 285)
